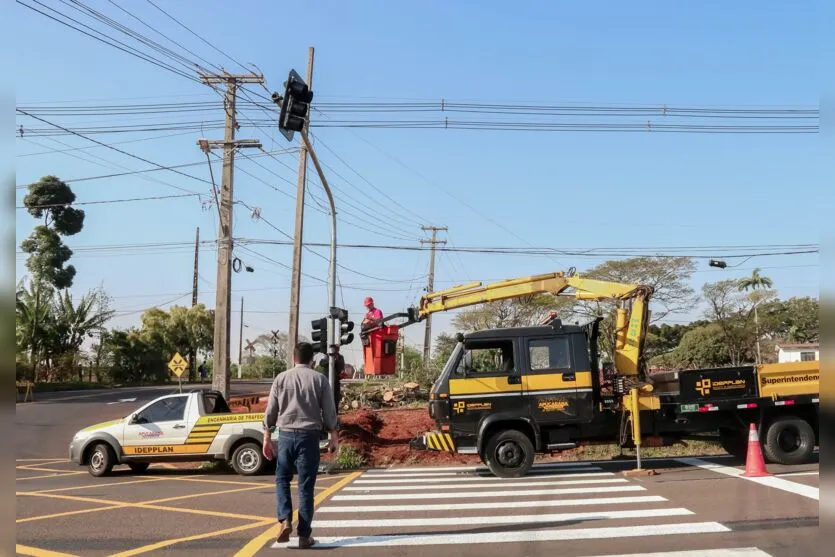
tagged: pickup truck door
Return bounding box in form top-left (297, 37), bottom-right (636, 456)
top-left (121, 394), bottom-right (192, 456)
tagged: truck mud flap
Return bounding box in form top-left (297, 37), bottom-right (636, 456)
top-left (423, 431), bottom-right (455, 453)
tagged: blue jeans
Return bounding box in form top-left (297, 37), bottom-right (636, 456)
top-left (276, 429), bottom-right (321, 538)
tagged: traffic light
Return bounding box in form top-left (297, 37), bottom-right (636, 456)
top-left (272, 69), bottom-right (313, 141)
top-left (329, 307), bottom-right (354, 346)
top-left (340, 319), bottom-right (354, 346)
top-left (709, 259), bottom-right (727, 269)
top-left (311, 317), bottom-right (328, 354)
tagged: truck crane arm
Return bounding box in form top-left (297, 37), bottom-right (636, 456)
top-left (364, 267), bottom-right (654, 378)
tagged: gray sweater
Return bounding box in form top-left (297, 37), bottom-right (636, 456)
top-left (262, 364), bottom-right (338, 432)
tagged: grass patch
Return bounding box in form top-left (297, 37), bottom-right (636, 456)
top-left (197, 460), bottom-right (234, 473)
top-left (335, 445), bottom-right (367, 470)
top-left (538, 439), bottom-right (728, 462)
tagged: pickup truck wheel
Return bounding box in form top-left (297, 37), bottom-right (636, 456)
top-left (484, 429), bottom-right (534, 478)
top-left (128, 463), bottom-right (150, 474)
top-left (230, 442), bottom-right (266, 476)
top-left (87, 443), bottom-right (115, 477)
top-left (719, 428), bottom-right (747, 461)
top-left (763, 416), bottom-right (815, 465)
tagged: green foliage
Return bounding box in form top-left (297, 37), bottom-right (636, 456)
top-left (645, 321), bottom-right (709, 361)
top-left (103, 329), bottom-right (168, 384)
top-left (651, 324), bottom-right (732, 369)
top-left (760, 296), bottom-right (819, 343)
top-left (16, 278), bottom-right (113, 381)
top-left (335, 445), bottom-right (366, 469)
top-left (397, 344), bottom-right (439, 386)
top-left (432, 332), bottom-right (457, 367)
top-left (138, 304), bottom-right (214, 381)
top-left (241, 355), bottom-right (287, 378)
top-left (20, 176), bottom-right (85, 289)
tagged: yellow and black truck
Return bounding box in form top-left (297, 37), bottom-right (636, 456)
top-left (365, 269), bottom-right (819, 478)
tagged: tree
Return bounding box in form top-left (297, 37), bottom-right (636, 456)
top-left (644, 321), bottom-right (709, 362)
top-left (104, 329), bottom-right (168, 384)
top-left (19, 176), bottom-right (86, 379)
top-left (49, 288), bottom-right (114, 381)
top-left (650, 324), bottom-right (731, 369)
top-left (20, 176), bottom-right (85, 289)
top-left (433, 332), bottom-right (458, 368)
top-left (563, 257), bottom-right (697, 364)
top-left (701, 279), bottom-right (756, 366)
top-left (451, 294), bottom-right (574, 332)
top-left (760, 296), bottom-right (819, 344)
top-left (139, 304), bottom-right (214, 365)
top-left (737, 268), bottom-right (774, 364)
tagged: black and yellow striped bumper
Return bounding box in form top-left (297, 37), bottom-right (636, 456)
top-left (423, 430), bottom-right (455, 453)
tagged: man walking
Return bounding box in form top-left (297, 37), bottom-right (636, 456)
top-left (262, 342), bottom-right (339, 548)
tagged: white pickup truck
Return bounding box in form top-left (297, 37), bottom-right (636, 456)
top-left (69, 389), bottom-right (327, 477)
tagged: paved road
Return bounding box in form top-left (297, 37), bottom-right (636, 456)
top-left (15, 382), bottom-right (270, 460)
top-left (16, 456), bottom-right (818, 556)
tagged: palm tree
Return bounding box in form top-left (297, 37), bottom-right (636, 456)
top-left (51, 289), bottom-right (115, 380)
top-left (738, 268), bottom-right (773, 364)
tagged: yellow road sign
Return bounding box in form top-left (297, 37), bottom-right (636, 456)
top-left (168, 352), bottom-right (188, 377)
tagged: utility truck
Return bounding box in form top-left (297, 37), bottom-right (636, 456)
top-left (362, 269), bottom-right (819, 478)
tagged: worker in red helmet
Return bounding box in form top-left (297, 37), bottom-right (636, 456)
top-left (362, 296), bottom-right (383, 331)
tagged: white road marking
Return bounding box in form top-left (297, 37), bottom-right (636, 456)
top-left (333, 484), bottom-right (646, 500)
top-left (353, 471), bottom-right (614, 484)
top-left (550, 550), bottom-right (773, 557)
top-left (676, 458), bottom-right (819, 501)
top-left (359, 466), bottom-right (603, 478)
top-left (345, 477), bottom-right (628, 491)
top-left (107, 397), bottom-right (138, 405)
top-left (776, 471), bottom-right (818, 477)
top-left (363, 456), bottom-right (736, 475)
top-left (318, 495), bottom-right (668, 513)
top-left (313, 507), bottom-right (694, 528)
top-left (290, 522), bottom-right (730, 547)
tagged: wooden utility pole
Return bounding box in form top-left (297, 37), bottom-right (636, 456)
top-left (198, 72), bottom-right (263, 399)
top-left (421, 225), bottom-right (447, 363)
top-left (188, 226), bottom-right (200, 382)
top-left (237, 296), bottom-right (244, 379)
top-left (286, 47), bottom-right (315, 357)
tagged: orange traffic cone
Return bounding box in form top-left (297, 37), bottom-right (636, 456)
top-left (742, 423), bottom-right (771, 477)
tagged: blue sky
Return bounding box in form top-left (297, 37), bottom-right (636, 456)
top-left (14, 1), bottom-right (823, 367)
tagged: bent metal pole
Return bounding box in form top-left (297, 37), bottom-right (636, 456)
top-left (300, 130), bottom-right (337, 427)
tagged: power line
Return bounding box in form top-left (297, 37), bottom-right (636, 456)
top-left (16, 193), bottom-right (199, 209)
top-left (16, 110), bottom-right (213, 193)
top-left (144, 0), bottom-right (250, 72)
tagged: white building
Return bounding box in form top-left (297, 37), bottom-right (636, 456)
top-left (776, 343), bottom-right (819, 363)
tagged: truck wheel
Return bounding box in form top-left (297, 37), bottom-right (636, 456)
top-left (230, 442), bottom-right (266, 476)
top-left (719, 428), bottom-right (747, 461)
top-left (484, 429), bottom-right (534, 478)
top-left (128, 463), bottom-right (150, 474)
top-left (87, 443), bottom-right (115, 477)
top-left (763, 416), bottom-right (815, 465)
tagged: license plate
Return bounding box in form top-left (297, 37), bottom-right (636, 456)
top-left (680, 404), bottom-right (698, 413)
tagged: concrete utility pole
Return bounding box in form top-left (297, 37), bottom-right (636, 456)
top-left (199, 72), bottom-right (263, 399)
top-left (287, 47), bottom-right (315, 359)
top-left (237, 296), bottom-right (244, 379)
top-left (189, 226), bottom-right (200, 382)
top-left (421, 225), bottom-right (447, 363)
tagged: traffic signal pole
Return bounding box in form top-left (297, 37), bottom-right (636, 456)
top-left (299, 130), bottom-right (338, 398)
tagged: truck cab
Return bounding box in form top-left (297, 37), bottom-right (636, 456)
top-left (427, 318), bottom-right (613, 477)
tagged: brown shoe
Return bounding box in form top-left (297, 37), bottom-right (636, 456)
top-left (276, 520), bottom-right (292, 543)
top-left (298, 536), bottom-right (316, 549)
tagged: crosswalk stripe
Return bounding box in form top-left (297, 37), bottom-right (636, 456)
top-left (333, 484), bottom-right (646, 500)
top-left (303, 522), bottom-right (730, 547)
top-left (317, 495), bottom-right (668, 513)
top-left (353, 471), bottom-right (615, 484)
top-left (360, 466), bottom-right (603, 478)
top-left (364, 461), bottom-right (594, 474)
top-left (313, 507), bottom-right (694, 528)
top-left (571, 550), bottom-right (774, 557)
top-left (344, 478), bottom-right (628, 491)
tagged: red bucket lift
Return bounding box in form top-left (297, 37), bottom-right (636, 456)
top-left (362, 324), bottom-right (399, 376)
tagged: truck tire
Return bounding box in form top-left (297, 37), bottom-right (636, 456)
top-left (719, 428), bottom-right (747, 461)
top-left (230, 441), bottom-right (266, 476)
top-left (484, 429), bottom-right (534, 478)
top-left (128, 463), bottom-right (150, 474)
top-left (763, 416), bottom-right (815, 465)
top-left (87, 443), bottom-right (115, 477)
